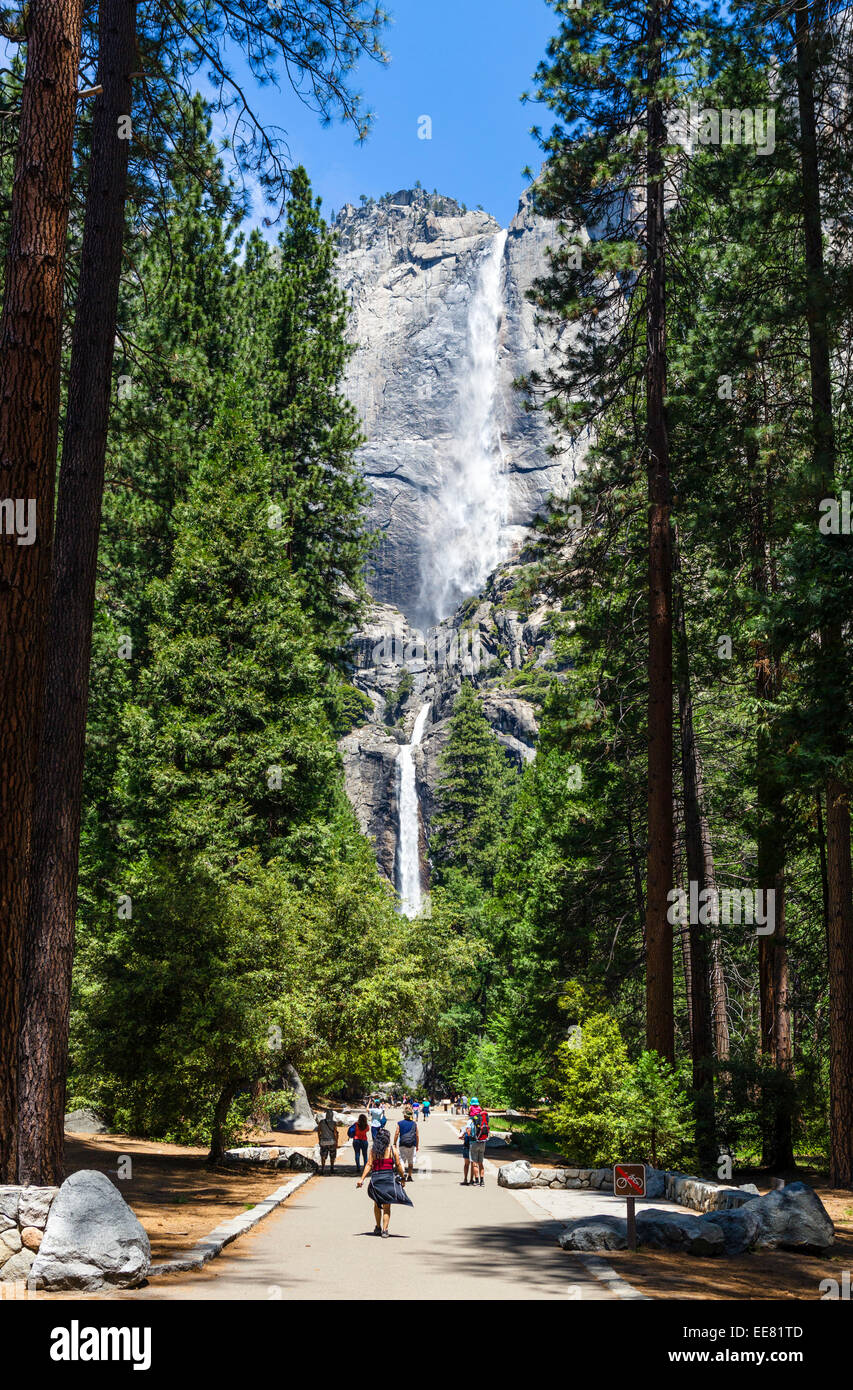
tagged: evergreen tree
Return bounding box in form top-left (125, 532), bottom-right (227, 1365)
top-left (430, 681), bottom-right (518, 892)
top-left (234, 168), bottom-right (373, 656)
top-left (527, 0), bottom-right (718, 1063)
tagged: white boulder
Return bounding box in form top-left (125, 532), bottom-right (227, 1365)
top-left (31, 1170), bottom-right (150, 1291)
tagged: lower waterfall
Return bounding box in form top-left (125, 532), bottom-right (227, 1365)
top-left (395, 702), bottom-right (432, 917)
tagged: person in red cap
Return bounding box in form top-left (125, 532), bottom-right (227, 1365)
top-left (462, 1099), bottom-right (489, 1187)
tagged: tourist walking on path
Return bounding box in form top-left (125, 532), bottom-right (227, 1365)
top-left (393, 1105), bottom-right (419, 1178)
top-left (357, 1126), bottom-right (412, 1237)
top-left (317, 1108), bottom-right (339, 1174)
top-left (421, 1097), bottom-right (430, 1121)
top-left (350, 1113), bottom-right (370, 1173)
top-left (460, 1125), bottom-right (471, 1185)
top-left (462, 1101), bottom-right (489, 1187)
top-left (368, 1099), bottom-right (386, 1134)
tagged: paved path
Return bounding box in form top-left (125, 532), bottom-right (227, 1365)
top-left (115, 1112), bottom-right (625, 1301)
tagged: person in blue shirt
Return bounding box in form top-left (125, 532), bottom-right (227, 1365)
top-left (393, 1105), bottom-right (419, 1178)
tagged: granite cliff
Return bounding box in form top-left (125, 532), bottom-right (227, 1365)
top-left (333, 186), bottom-right (581, 896)
top-left (334, 186), bottom-right (586, 630)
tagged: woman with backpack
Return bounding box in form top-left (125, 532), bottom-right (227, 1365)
top-left (349, 1113), bottom-right (370, 1173)
top-left (393, 1105), bottom-right (419, 1178)
top-left (463, 1101), bottom-right (489, 1187)
top-left (357, 1126), bottom-right (412, 1237)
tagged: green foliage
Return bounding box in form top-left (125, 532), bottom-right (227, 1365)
top-left (430, 681), bottom-right (518, 892)
top-left (616, 1052), bottom-right (695, 1170)
top-left (384, 668), bottom-right (413, 724)
top-left (544, 1009), bottom-right (628, 1166)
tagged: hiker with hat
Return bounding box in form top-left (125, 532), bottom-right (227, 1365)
top-left (393, 1104), bottom-right (419, 1179)
top-left (462, 1098), bottom-right (489, 1187)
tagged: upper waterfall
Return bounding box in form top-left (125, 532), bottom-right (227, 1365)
top-left (417, 229), bottom-right (509, 632)
top-left (334, 187), bottom-right (584, 626)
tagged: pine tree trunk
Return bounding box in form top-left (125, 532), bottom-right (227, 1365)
top-left (674, 546), bottom-right (716, 1168)
top-left (644, 0), bottom-right (674, 1063)
top-left (826, 776), bottom-right (853, 1187)
top-left (674, 807), bottom-right (693, 1048)
top-left (750, 450), bottom-right (795, 1171)
top-left (16, 0), bottom-right (136, 1186)
top-left (0, 0), bottom-right (84, 1183)
top-left (794, 1), bottom-right (853, 1188)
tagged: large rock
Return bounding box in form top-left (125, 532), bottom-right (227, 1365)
top-left (497, 1160), bottom-right (534, 1190)
top-left (750, 1182), bottom-right (834, 1252)
top-left (64, 1107), bottom-right (108, 1134)
top-left (636, 1209), bottom-right (724, 1255)
top-left (701, 1205), bottom-right (764, 1256)
top-left (0, 1227), bottom-right (22, 1260)
top-left (485, 1132), bottom-right (512, 1149)
top-left (272, 1065), bottom-right (316, 1134)
top-left (559, 1216), bottom-right (628, 1252)
top-left (645, 1167), bottom-right (666, 1198)
top-left (30, 1170), bottom-right (150, 1291)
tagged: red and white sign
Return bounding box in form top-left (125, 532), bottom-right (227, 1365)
top-left (613, 1163), bottom-right (646, 1197)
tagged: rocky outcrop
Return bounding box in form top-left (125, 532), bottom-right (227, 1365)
top-left (748, 1181), bottom-right (835, 1252)
top-left (335, 187), bottom-right (584, 625)
top-left (64, 1107), bottom-right (108, 1134)
top-left (341, 554), bottom-right (558, 887)
top-left (272, 1065), bottom-right (316, 1135)
top-left (30, 1170), bottom-right (150, 1291)
top-left (334, 186), bottom-right (580, 890)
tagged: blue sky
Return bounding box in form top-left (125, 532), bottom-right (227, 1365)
top-left (236, 0), bottom-right (557, 228)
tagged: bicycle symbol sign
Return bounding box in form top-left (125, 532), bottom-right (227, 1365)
top-left (613, 1163), bottom-right (646, 1197)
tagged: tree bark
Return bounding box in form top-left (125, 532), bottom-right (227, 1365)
top-left (0, 0), bottom-right (84, 1183)
top-left (644, 0), bottom-right (674, 1062)
top-left (674, 541), bottom-right (717, 1168)
top-left (794, 0), bottom-right (853, 1188)
top-left (208, 1081), bottom-right (240, 1164)
top-left (17, 0), bottom-right (136, 1186)
top-left (749, 442), bottom-right (795, 1170)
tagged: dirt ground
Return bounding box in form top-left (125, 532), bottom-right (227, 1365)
top-left (63, 1128), bottom-right (328, 1263)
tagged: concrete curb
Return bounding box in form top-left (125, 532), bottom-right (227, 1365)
top-left (147, 1171), bottom-right (314, 1278)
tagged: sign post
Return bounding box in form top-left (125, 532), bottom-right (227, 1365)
top-left (613, 1163), bottom-right (646, 1251)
